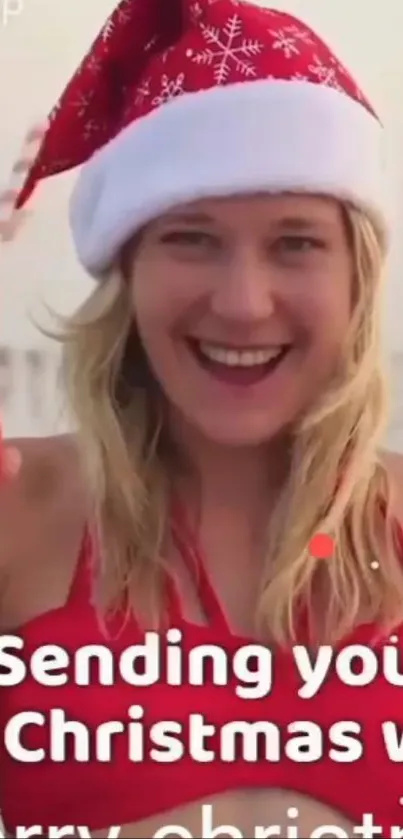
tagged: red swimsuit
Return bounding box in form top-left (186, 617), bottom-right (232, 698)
top-left (1, 521), bottom-right (403, 836)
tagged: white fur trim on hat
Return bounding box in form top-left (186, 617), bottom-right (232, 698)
top-left (69, 78), bottom-right (390, 277)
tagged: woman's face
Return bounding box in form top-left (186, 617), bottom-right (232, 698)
top-left (130, 193), bottom-right (353, 446)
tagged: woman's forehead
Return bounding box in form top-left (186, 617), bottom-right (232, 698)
top-left (146, 194), bottom-right (345, 239)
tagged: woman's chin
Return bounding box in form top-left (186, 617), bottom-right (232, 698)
top-left (189, 411), bottom-right (292, 448)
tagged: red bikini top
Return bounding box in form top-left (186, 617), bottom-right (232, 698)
top-left (1, 515), bottom-right (403, 835)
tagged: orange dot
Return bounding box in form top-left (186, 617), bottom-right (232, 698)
top-left (309, 533), bottom-right (335, 559)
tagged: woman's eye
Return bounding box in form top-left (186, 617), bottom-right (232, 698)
top-left (273, 235), bottom-right (325, 255)
top-left (159, 230), bottom-right (218, 248)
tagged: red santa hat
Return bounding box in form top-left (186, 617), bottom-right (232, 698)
top-left (7, 0), bottom-right (390, 276)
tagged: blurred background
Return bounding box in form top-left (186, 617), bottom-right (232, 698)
top-left (1, 0), bottom-right (403, 445)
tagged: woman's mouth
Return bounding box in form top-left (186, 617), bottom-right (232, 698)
top-left (186, 338), bottom-right (290, 386)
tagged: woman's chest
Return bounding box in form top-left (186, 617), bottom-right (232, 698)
top-left (2, 622), bottom-right (403, 833)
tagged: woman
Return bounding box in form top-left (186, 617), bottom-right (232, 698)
top-left (0, 0), bottom-right (402, 837)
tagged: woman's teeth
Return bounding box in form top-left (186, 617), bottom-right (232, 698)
top-left (197, 342), bottom-right (283, 367)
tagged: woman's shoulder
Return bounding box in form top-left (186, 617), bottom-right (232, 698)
top-left (0, 433), bottom-right (88, 576)
top-left (2, 432), bottom-right (79, 473)
top-left (0, 433), bottom-right (85, 506)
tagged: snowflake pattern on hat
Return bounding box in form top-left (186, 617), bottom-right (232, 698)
top-left (16, 0), bottom-right (375, 210)
top-left (152, 73), bottom-right (186, 105)
top-left (101, 0), bottom-right (133, 42)
top-left (187, 14), bottom-right (264, 84)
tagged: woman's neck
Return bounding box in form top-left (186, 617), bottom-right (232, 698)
top-left (169, 417), bottom-right (291, 532)
top-left (167, 420), bottom-right (291, 633)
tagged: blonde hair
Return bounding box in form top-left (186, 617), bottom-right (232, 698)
top-left (58, 206), bottom-right (403, 645)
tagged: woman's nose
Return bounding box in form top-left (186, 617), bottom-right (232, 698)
top-left (210, 248), bottom-right (276, 323)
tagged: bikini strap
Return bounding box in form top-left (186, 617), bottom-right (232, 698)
top-left (171, 502), bottom-right (232, 635)
top-left (164, 572), bottom-right (184, 626)
top-left (66, 517), bottom-right (231, 634)
top-left (65, 526), bottom-right (94, 608)
top-left (68, 524), bottom-right (184, 628)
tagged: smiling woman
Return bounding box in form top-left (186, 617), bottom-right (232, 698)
top-left (0, 0), bottom-right (401, 838)
top-left (129, 194), bottom-right (353, 446)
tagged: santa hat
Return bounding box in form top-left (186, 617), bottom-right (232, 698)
top-left (5, 0), bottom-right (390, 277)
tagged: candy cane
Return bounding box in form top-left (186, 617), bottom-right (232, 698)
top-left (0, 119), bottom-right (48, 242)
top-left (0, 121), bottom-right (48, 475)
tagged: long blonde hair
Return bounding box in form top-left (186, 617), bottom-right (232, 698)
top-left (58, 205), bottom-right (403, 645)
